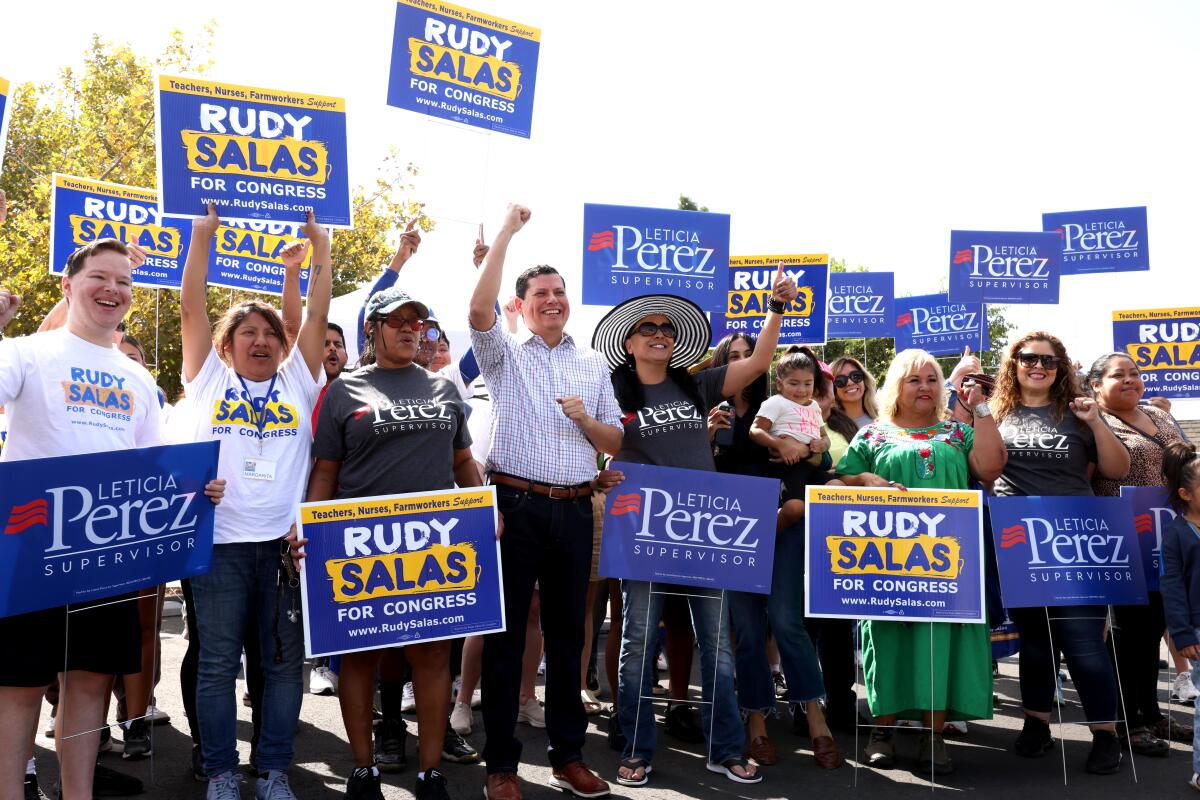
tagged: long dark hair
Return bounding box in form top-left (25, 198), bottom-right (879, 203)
top-left (611, 354), bottom-right (705, 414)
top-left (775, 345), bottom-right (828, 397)
top-left (212, 301), bottom-right (287, 366)
top-left (1163, 441), bottom-right (1200, 512)
top-left (711, 333), bottom-right (767, 409)
top-left (826, 404), bottom-right (859, 441)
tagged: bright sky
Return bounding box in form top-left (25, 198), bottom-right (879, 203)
top-left (3, 1), bottom-right (1198, 413)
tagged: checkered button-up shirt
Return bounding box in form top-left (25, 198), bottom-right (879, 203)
top-left (470, 317), bottom-right (622, 486)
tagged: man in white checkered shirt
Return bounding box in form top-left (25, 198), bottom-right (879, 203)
top-left (469, 204), bottom-right (622, 800)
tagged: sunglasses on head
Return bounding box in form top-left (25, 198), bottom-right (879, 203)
top-left (833, 370), bottom-right (866, 388)
top-left (375, 313), bottom-right (426, 331)
top-left (634, 321), bottom-right (677, 339)
top-left (1016, 353), bottom-right (1061, 369)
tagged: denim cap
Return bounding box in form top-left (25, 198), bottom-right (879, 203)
top-left (365, 286), bottom-right (429, 322)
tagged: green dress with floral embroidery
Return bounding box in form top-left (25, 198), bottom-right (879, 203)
top-left (835, 420), bottom-right (993, 721)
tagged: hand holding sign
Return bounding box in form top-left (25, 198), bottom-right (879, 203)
top-left (204, 478), bottom-right (227, 505)
top-left (949, 346), bottom-right (981, 390)
top-left (770, 261), bottom-right (798, 304)
top-left (286, 523), bottom-right (307, 573)
top-left (473, 224), bottom-right (489, 268)
top-left (593, 468), bottom-right (625, 493)
top-left (300, 209), bottom-right (329, 247)
top-left (194, 202), bottom-right (220, 239)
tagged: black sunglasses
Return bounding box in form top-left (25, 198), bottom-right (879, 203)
top-left (1015, 353), bottom-right (1061, 369)
top-left (833, 370), bottom-right (866, 388)
top-left (633, 322), bottom-right (677, 339)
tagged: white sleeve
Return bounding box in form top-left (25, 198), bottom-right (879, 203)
top-left (281, 347), bottom-right (326, 406)
top-left (755, 394), bottom-right (786, 423)
top-left (136, 382), bottom-right (168, 447)
top-left (183, 346), bottom-right (227, 396)
top-left (0, 338), bottom-right (27, 407)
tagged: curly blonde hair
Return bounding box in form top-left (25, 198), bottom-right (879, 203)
top-left (990, 331), bottom-right (1080, 423)
top-left (877, 349), bottom-right (947, 424)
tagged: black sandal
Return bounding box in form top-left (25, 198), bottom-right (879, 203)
top-left (616, 758), bottom-right (652, 786)
top-left (705, 757), bottom-right (762, 784)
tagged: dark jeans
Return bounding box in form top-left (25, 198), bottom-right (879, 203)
top-left (804, 617), bottom-right (857, 725)
top-left (1012, 605), bottom-right (1117, 722)
top-left (481, 485), bottom-right (593, 773)
top-left (1110, 592), bottom-right (1167, 729)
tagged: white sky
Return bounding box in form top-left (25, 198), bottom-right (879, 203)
top-left (3, 0), bottom-right (1198, 413)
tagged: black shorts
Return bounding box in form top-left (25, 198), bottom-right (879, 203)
top-left (0, 594), bottom-right (142, 687)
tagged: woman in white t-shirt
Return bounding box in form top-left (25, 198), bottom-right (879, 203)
top-left (178, 205), bottom-right (332, 800)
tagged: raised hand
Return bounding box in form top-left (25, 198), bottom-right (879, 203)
top-left (300, 208), bottom-right (329, 245)
top-left (0, 289), bottom-right (22, 329)
top-left (279, 239), bottom-right (311, 270)
top-left (1069, 395), bottom-right (1100, 424)
top-left (770, 261), bottom-right (798, 304)
top-left (193, 202), bottom-right (220, 238)
top-left (503, 203), bottom-right (531, 234)
top-left (399, 216), bottom-right (422, 260)
top-left (473, 224), bottom-right (489, 268)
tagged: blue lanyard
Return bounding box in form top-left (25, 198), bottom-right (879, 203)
top-left (236, 373), bottom-right (279, 448)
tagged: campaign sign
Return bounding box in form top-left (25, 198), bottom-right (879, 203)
top-left (599, 461), bottom-right (778, 594)
top-left (948, 231), bottom-right (1062, 304)
top-left (1121, 486), bottom-right (1174, 592)
top-left (0, 76), bottom-right (12, 173)
top-left (1043, 206), bottom-right (1148, 274)
top-left (204, 220), bottom-right (314, 296)
top-left (827, 271), bottom-right (895, 339)
top-left (990, 495), bottom-right (1147, 607)
top-left (894, 293), bottom-right (989, 356)
top-left (710, 255), bottom-right (830, 346)
top-left (1112, 307), bottom-right (1200, 399)
top-left (805, 486), bottom-right (985, 623)
top-left (155, 75), bottom-right (352, 228)
top-left (582, 203), bottom-right (730, 312)
top-left (49, 175), bottom-right (189, 290)
top-left (0, 442), bottom-right (220, 618)
top-left (387, 0), bottom-right (540, 139)
top-left (298, 487), bottom-right (505, 657)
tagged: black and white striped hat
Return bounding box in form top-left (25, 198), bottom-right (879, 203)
top-left (590, 294), bottom-right (711, 372)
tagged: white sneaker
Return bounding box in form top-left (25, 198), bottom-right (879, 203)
top-left (145, 704), bottom-right (171, 725)
top-left (1172, 672), bottom-right (1199, 703)
top-left (537, 656), bottom-right (546, 676)
top-left (468, 688), bottom-right (481, 708)
top-left (517, 697), bottom-right (546, 728)
top-left (309, 665), bottom-right (338, 696)
top-left (451, 675), bottom-right (462, 703)
top-left (401, 681), bottom-right (417, 713)
top-left (450, 701), bottom-right (473, 735)
top-left (943, 720), bottom-right (968, 735)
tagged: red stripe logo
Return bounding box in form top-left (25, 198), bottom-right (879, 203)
top-left (611, 493), bottom-right (641, 516)
top-left (588, 231), bottom-right (615, 251)
top-left (1133, 513), bottom-right (1154, 535)
top-left (999, 523), bottom-right (1028, 549)
top-left (896, 312), bottom-right (913, 327)
top-left (4, 498), bottom-right (49, 535)
top-left (952, 248), bottom-right (974, 265)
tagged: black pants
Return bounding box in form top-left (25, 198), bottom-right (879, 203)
top-left (1110, 592), bottom-right (1166, 729)
top-left (181, 579), bottom-right (264, 754)
top-left (803, 617), bottom-right (856, 725)
top-left (481, 485), bottom-right (593, 773)
top-left (1013, 605), bottom-right (1117, 721)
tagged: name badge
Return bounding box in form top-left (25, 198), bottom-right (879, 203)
top-left (243, 457), bottom-right (277, 481)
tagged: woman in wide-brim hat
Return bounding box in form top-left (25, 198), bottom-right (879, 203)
top-left (592, 269), bottom-right (829, 787)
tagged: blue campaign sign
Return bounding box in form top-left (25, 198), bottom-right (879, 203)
top-left (1111, 307), bottom-right (1200, 400)
top-left (386, 0), bottom-right (540, 139)
top-left (599, 461), bottom-right (779, 594)
top-left (1043, 206), bottom-right (1148, 274)
top-left (204, 220), bottom-right (314, 297)
top-left (49, 174), bottom-right (189, 290)
top-left (0, 76), bottom-right (12, 174)
top-left (1121, 486), bottom-right (1175, 593)
top-left (990, 495), bottom-right (1147, 608)
top-left (805, 486), bottom-right (986, 623)
top-left (948, 230), bottom-right (1062, 304)
top-left (894, 293), bottom-right (989, 356)
top-left (155, 75), bottom-right (352, 228)
top-left (0, 442), bottom-right (219, 618)
top-left (710, 255), bottom-right (829, 346)
top-left (582, 203), bottom-right (731, 312)
top-left (298, 487), bottom-right (505, 657)
top-left (827, 271), bottom-right (895, 339)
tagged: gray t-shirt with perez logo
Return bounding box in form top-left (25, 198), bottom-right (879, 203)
top-left (314, 363), bottom-right (471, 499)
top-left (616, 365), bottom-right (727, 471)
top-left (993, 403), bottom-right (1097, 497)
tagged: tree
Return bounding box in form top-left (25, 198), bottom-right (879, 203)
top-left (678, 194), bottom-right (709, 213)
top-left (0, 29), bottom-right (431, 397)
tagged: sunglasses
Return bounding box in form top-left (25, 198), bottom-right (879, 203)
top-left (376, 313), bottom-right (426, 331)
top-left (1015, 353), bottom-right (1062, 369)
top-left (833, 370), bottom-right (866, 388)
top-left (634, 322), bottom-right (677, 339)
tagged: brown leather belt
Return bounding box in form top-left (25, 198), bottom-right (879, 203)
top-left (488, 472), bottom-right (594, 500)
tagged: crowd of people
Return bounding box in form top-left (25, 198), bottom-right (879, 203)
top-left (2, 192), bottom-right (1200, 799)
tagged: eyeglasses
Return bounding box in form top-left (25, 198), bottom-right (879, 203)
top-left (833, 370), bottom-right (866, 389)
top-left (634, 322), bottom-right (677, 339)
top-left (1015, 353), bottom-right (1061, 370)
top-left (376, 314), bottom-right (425, 331)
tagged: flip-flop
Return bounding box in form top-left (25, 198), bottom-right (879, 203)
top-left (706, 758), bottom-right (762, 784)
top-left (616, 758), bottom-right (652, 787)
top-left (581, 689), bottom-right (602, 715)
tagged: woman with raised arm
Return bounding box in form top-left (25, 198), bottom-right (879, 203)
top-left (179, 204), bottom-right (332, 800)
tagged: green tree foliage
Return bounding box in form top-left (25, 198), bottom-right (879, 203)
top-left (677, 194), bottom-right (708, 212)
top-left (0, 29), bottom-right (431, 397)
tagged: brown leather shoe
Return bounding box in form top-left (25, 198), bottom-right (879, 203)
top-left (748, 735), bottom-right (778, 766)
top-left (812, 735), bottom-right (845, 769)
top-left (484, 772), bottom-right (522, 800)
top-left (549, 761), bottom-right (611, 798)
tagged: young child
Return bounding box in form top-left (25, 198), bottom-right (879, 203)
top-left (1161, 441), bottom-right (1200, 793)
top-left (749, 345), bottom-right (831, 528)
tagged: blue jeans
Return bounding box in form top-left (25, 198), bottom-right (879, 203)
top-left (1192, 640), bottom-right (1200, 775)
top-left (618, 580), bottom-right (743, 765)
top-left (1011, 605), bottom-right (1116, 722)
top-left (191, 540), bottom-right (304, 776)
top-left (728, 525), bottom-right (825, 712)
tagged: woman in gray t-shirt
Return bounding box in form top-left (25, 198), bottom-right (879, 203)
top-left (989, 331), bottom-right (1130, 775)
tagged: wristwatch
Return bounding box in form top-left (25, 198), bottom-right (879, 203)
top-left (972, 402), bottom-right (992, 418)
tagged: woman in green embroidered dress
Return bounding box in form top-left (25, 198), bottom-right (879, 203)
top-left (834, 349), bottom-right (1006, 775)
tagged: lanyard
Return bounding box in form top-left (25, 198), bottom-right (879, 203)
top-left (237, 373), bottom-right (278, 455)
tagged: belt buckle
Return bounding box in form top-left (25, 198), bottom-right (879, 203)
top-left (547, 484), bottom-right (569, 500)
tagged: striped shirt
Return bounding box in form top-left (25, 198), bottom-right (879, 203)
top-left (470, 317), bottom-right (621, 485)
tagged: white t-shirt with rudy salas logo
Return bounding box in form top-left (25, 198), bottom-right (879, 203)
top-left (0, 328), bottom-right (165, 461)
top-left (181, 347), bottom-right (324, 544)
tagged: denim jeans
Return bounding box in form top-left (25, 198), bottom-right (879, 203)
top-left (728, 525), bottom-right (826, 712)
top-left (618, 580), bottom-right (743, 765)
top-left (1011, 605), bottom-right (1117, 722)
top-left (1191, 637), bottom-right (1200, 775)
top-left (190, 540), bottom-right (303, 776)
top-left (481, 485), bottom-right (593, 773)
